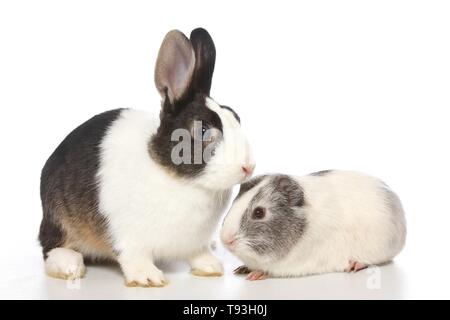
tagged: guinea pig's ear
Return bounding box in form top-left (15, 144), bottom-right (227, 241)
top-left (154, 30), bottom-right (196, 105)
top-left (190, 28), bottom-right (216, 95)
top-left (274, 175), bottom-right (305, 207)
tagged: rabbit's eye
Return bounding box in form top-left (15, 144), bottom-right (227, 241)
top-left (252, 207), bottom-right (266, 220)
top-left (202, 125), bottom-right (215, 142)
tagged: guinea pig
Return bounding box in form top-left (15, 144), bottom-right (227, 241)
top-left (39, 28), bottom-right (254, 287)
top-left (220, 170), bottom-right (406, 280)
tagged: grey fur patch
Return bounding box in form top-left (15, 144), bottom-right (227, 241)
top-left (239, 174), bottom-right (307, 259)
top-left (310, 169), bottom-right (334, 176)
top-left (235, 175), bottom-right (267, 200)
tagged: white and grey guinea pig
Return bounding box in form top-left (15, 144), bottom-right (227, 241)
top-left (220, 170), bottom-right (406, 280)
top-left (39, 28), bottom-right (254, 287)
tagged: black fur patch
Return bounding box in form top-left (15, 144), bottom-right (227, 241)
top-left (149, 93), bottom-right (224, 177)
top-left (39, 109), bottom-right (123, 258)
top-left (240, 174), bottom-right (307, 259)
top-left (190, 28), bottom-right (216, 96)
top-left (310, 169), bottom-right (334, 176)
top-left (39, 214), bottom-right (65, 259)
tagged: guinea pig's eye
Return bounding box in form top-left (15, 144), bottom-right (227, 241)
top-left (201, 126), bottom-right (207, 136)
top-left (252, 207), bottom-right (266, 220)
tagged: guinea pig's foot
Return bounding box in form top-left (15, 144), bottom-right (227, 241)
top-left (246, 270), bottom-right (268, 281)
top-left (345, 260), bottom-right (367, 273)
top-left (233, 265), bottom-right (252, 275)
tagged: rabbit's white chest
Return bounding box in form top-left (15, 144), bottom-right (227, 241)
top-left (97, 109), bottom-right (231, 259)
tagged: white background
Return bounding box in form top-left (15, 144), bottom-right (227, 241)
top-left (1, 0), bottom-right (449, 299)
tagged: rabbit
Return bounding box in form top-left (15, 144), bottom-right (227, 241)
top-left (220, 170), bottom-right (406, 280)
top-left (39, 28), bottom-right (255, 287)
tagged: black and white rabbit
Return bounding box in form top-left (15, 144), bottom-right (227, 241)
top-left (39, 28), bottom-right (254, 287)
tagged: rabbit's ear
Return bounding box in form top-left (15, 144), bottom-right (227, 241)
top-left (155, 30), bottom-right (196, 104)
top-left (190, 28), bottom-right (216, 95)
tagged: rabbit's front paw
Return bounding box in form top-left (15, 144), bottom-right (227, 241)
top-left (124, 266), bottom-right (167, 287)
top-left (119, 256), bottom-right (167, 287)
top-left (189, 251), bottom-right (223, 277)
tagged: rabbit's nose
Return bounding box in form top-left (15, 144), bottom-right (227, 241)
top-left (241, 164), bottom-right (255, 176)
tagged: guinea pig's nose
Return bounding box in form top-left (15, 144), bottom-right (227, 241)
top-left (241, 164), bottom-right (255, 176)
top-left (225, 238), bottom-right (236, 246)
top-left (222, 233), bottom-right (237, 248)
